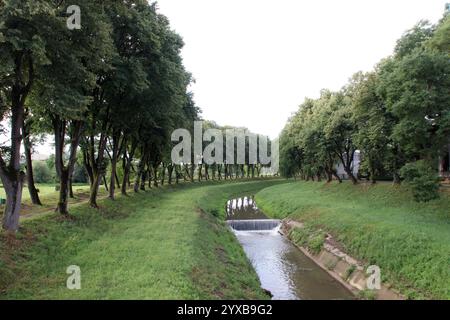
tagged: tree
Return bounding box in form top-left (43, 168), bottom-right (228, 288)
top-left (352, 72), bottom-right (396, 183)
top-left (0, 0), bottom-right (59, 230)
top-left (22, 108), bottom-right (42, 204)
top-left (378, 17), bottom-right (450, 170)
top-left (33, 161), bottom-right (52, 183)
top-left (323, 91), bottom-right (358, 184)
top-left (279, 124), bottom-right (303, 179)
top-left (400, 160), bottom-right (440, 202)
top-left (30, 0), bottom-right (114, 214)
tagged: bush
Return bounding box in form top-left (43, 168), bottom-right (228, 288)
top-left (33, 161), bottom-right (53, 183)
top-left (72, 163), bottom-right (88, 183)
top-left (400, 160), bottom-right (440, 202)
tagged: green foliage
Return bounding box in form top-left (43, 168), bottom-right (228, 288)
top-left (32, 161), bottom-right (52, 183)
top-left (279, 89), bottom-right (357, 182)
top-left (256, 181), bottom-right (450, 299)
top-left (394, 21), bottom-right (434, 58)
top-left (72, 163), bottom-right (88, 184)
top-left (289, 226), bottom-right (325, 254)
top-left (358, 289), bottom-right (377, 300)
top-left (400, 160), bottom-right (440, 202)
top-left (279, 125), bottom-right (303, 178)
top-left (279, 9), bottom-right (449, 195)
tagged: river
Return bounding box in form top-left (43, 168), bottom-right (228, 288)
top-left (226, 196), bottom-right (354, 300)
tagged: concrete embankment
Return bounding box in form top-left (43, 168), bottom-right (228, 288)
top-left (281, 219), bottom-right (403, 300)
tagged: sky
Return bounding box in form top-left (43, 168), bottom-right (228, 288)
top-left (1, 0), bottom-right (447, 156)
top-left (157, 0), bottom-right (448, 139)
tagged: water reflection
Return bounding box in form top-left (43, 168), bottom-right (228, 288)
top-left (226, 196), bottom-right (267, 220)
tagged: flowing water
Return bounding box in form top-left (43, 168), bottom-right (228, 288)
top-left (226, 196), bottom-right (354, 300)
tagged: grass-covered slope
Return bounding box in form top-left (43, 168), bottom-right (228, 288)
top-left (255, 181), bottom-right (450, 299)
top-left (0, 179), bottom-right (283, 299)
top-left (0, 183), bottom-right (107, 218)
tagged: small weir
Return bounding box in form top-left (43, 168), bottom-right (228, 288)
top-left (226, 196), bottom-right (354, 300)
top-left (227, 219), bottom-right (280, 231)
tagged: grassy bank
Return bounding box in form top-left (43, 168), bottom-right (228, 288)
top-left (255, 181), bottom-right (450, 300)
top-left (0, 183), bottom-right (107, 218)
top-left (0, 179), bottom-right (284, 299)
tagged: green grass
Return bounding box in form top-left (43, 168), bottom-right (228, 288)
top-left (0, 179), bottom-right (284, 299)
top-left (255, 181), bottom-right (450, 300)
top-left (0, 183), bottom-right (107, 217)
top-left (0, 183), bottom-right (92, 201)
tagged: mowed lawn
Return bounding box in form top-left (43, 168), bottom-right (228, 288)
top-left (0, 179), bottom-right (284, 299)
top-left (0, 184), bottom-right (106, 218)
top-left (255, 181), bottom-right (450, 299)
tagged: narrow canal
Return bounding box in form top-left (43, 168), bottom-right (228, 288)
top-left (226, 196), bottom-right (354, 300)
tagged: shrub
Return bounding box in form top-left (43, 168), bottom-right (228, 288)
top-left (400, 160), bottom-right (440, 202)
top-left (33, 161), bottom-right (53, 183)
top-left (72, 163), bottom-right (88, 183)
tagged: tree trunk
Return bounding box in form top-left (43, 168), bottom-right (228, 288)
top-left (82, 149), bottom-right (94, 186)
top-left (167, 164), bottom-right (173, 185)
top-left (204, 164), bottom-right (209, 180)
top-left (57, 169), bottom-right (70, 214)
top-left (103, 175), bottom-right (108, 191)
top-left (316, 171), bottom-right (322, 182)
top-left (134, 152), bottom-right (146, 193)
top-left (181, 165), bottom-right (186, 181)
top-left (325, 170), bottom-right (333, 183)
top-left (109, 134), bottom-right (120, 200)
top-left (122, 156), bottom-right (130, 195)
top-left (69, 176), bottom-right (74, 198)
top-left (370, 168), bottom-right (377, 184)
top-left (345, 166), bottom-right (358, 184)
top-left (161, 163), bottom-right (166, 186)
top-left (1, 108), bottom-right (23, 231)
top-left (190, 164), bottom-right (195, 182)
top-left (332, 170), bottom-right (342, 183)
top-left (393, 172), bottom-right (401, 185)
top-left (153, 164), bottom-right (159, 187)
top-left (147, 166), bottom-right (152, 189)
top-left (2, 177), bottom-right (24, 231)
top-left (337, 150), bottom-right (358, 184)
top-left (1, 52), bottom-right (34, 231)
top-left (198, 164), bottom-right (203, 182)
top-left (217, 165), bottom-right (222, 180)
top-left (23, 131), bottom-right (42, 205)
top-left (140, 170), bottom-right (146, 191)
top-left (53, 119), bottom-right (83, 214)
top-left (89, 172), bottom-right (101, 208)
top-left (89, 138), bottom-right (107, 207)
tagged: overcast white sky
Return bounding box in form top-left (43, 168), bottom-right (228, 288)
top-left (157, 0), bottom-right (448, 139)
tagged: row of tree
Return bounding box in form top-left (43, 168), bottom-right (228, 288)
top-left (0, 0), bottom-right (200, 231)
top-left (0, 1), bottom-right (274, 232)
top-left (279, 12), bottom-right (449, 200)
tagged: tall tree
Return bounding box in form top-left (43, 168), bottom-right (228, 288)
top-left (31, 0), bottom-right (114, 214)
top-left (0, 0), bottom-right (59, 230)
